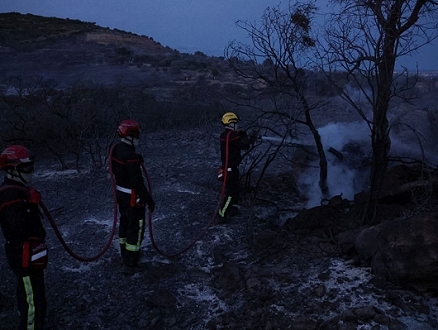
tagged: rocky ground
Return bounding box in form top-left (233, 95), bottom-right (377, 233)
top-left (1, 128), bottom-right (438, 330)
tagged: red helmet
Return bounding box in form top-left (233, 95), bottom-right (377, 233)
top-left (117, 119), bottom-right (140, 138)
top-left (0, 145), bottom-right (34, 170)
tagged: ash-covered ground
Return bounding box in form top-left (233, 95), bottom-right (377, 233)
top-left (1, 128), bottom-right (438, 330)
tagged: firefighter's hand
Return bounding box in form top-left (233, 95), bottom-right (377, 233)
top-left (135, 198), bottom-right (145, 208)
top-left (248, 129), bottom-right (259, 143)
top-left (249, 129), bottom-right (259, 138)
top-left (28, 187), bottom-right (42, 205)
top-left (238, 130), bottom-right (248, 137)
top-left (137, 193), bottom-right (155, 212)
top-left (137, 154), bottom-right (144, 163)
top-left (147, 199), bottom-right (155, 213)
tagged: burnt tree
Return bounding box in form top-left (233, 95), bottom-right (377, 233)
top-left (324, 0), bottom-right (438, 222)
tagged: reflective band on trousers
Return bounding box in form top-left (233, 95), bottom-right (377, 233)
top-left (219, 196), bottom-right (232, 217)
top-left (22, 276), bottom-right (36, 330)
top-left (125, 219), bottom-right (144, 252)
top-left (31, 250), bottom-right (47, 262)
top-left (116, 185), bottom-right (132, 194)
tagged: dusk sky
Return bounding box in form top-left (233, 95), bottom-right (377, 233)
top-left (1, 0), bottom-right (437, 71)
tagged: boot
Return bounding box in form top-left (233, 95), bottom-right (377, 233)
top-left (119, 243), bottom-right (126, 263)
top-left (217, 205), bottom-right (238, 224)
top-left (135, 249), bottom-right (141, 267)
top-left (216, 212), bottom-right (230, 224)
top-left (122, 250), bottom-right (139, 276)
top-left (229, 205), bottom-right (239, 216)
top-left (123, 264), bottom-right (135, 276)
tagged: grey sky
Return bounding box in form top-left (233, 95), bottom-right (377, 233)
top-left (1, 0), bottom-right (437, 70)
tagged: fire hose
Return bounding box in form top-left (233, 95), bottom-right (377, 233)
top-left (0, 184), bottom-right (118, 262)
top-left (0, 137), bottom-right (231, 263)
top-left (144, 131), bottom-right (231, 258)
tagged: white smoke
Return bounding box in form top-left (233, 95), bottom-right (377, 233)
top-left (298, 121), bottom-right (371, 208)
top-left (299, 115), bottom-right (437, 208)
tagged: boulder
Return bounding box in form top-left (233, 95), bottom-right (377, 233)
top-left (355, 212), bottom-right (438, 290)
top-left (284, 194), bottom-right (361, 235)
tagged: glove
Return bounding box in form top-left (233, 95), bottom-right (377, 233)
top-left (27, 187), bottom-right (42, 205)
top-left (136, 192), bottom-right (155, 212)
top-left (248, 129), bottom-right (259, 143)
top-left (238, 130), bottom-right (248, 137)
top-left (147, 199), bottom-right (156, 213)
top-left (248, 129), bottom-right (259, 138)
top-left (137, 154), bottom-right (144, 163)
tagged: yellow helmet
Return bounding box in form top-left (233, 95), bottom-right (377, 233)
top-left (221, 112), bottom-right (239, 125)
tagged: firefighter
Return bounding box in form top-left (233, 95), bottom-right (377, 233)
top-left (0, 145), bottom-right (48, 330)
top-left (218, 112), bottom-right (254, 222)
top-left (111, 119), bottom-right (155, 276)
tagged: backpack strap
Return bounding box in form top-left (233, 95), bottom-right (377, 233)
top-left (0, 184), bottom-right (29, 212)
top-left (0, 198), bottom-right (24, 212)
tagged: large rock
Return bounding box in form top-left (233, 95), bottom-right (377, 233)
top-left (284, 194), bottom-right (363, 235)
top-left (355, 212), bottom-right (438, 290)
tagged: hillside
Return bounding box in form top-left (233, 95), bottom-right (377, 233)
top-left (0, 12), bottom-right (238, 95)
top-left (0, 12), bottom-right (179, 54)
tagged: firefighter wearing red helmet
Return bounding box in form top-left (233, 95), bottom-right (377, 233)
top-left (111, 119), bottom-right (155, 276)
top-left (0, 145), bottom-right (48, 329)
top-left (218, 112), bottom-right (254, 223)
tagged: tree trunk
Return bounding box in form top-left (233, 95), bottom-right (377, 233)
top-left (363, 28), bottom-right (397, 223)
top-left (365, 115), bottom-right (390, 223)
top-left (303, 102), bottom-right (329, 197)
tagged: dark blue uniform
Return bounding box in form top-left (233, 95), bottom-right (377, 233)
top-left (0, 179), bottom-right (47, 330)
top-left (219, 129), bottom-right (251, 219)
top-left (111, 142), bottom-right (154, 268)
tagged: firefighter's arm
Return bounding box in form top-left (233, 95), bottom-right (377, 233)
top-left (137, 191), bottom-right (155, 212)
top-left (247, 129), bottom-right (259, 144)
top-left (1, 200), bottom-right (44, 243)
top-left (127, 158), bottom-right (155, 211)
top-left (236, 131), bottom-right (252, 150)
top-left (27, 187), bottom-right (42, 205)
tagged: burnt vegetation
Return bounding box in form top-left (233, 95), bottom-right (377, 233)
top-left (1, 11), bottom-right (436, 175)
top-left (1, 6), bottom-right (438, 329)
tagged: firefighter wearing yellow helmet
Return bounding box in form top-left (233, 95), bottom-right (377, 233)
top-left (218, 112), bottom-right (254, 222)
top-left (221, 112), bottom-right (239, 126)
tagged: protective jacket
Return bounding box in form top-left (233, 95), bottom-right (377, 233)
top-left (111, 142), bottom-right (154, 208)
top-left (0, 179), bottom-right (47, 330)
top-left (220, 129), bottom-right (251, 168)
top-left (111, 141), bottom-right (155, 269)
top-left (0, 179), bottom-right (45, 251)
top-left (218, 129), bottom-right (252, 220)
